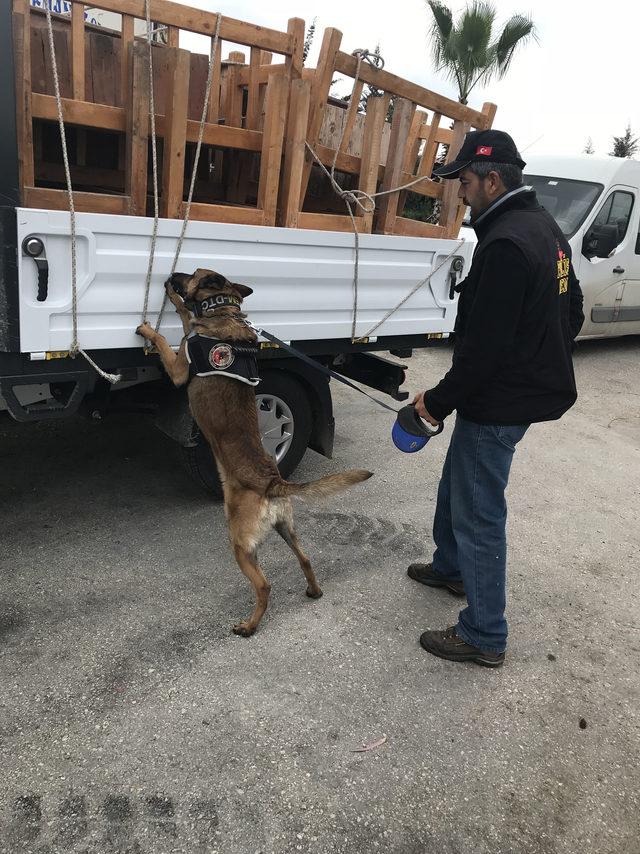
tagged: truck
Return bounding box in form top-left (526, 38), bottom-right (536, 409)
top-left (1, 0), bottom-right (490, 495)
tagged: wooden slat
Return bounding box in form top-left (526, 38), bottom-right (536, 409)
top-left (224, 53), bottom-right (245, 128)
top-left (206, 36), bottom-right (222, 123)
top-left (125, 42), bottom-right (150, 216)
top-left (440, 119), bottom-right (469, 236)
top-left (335, 50), bottom-right (488, 125)
top-left (375, 97), bottom-right (415, 235)
top-left (392, 217), bottom-right (448, 239)
top-left (64, 0), bottom-right (293, 54)
top-left (313, 143), bottom-right (362, 177)
top-left (33, 92), bottom-right (125, 130)
top-left (166, 26), bottom-right (179, 48)
top-left (339, 80), bottom-right (364, 153)
top-left (190, 121), bottom-right (261, 151)
top-left (246, 48), bottom-right (261, 130)
top-left (285, 17), bottom-right (304, 80)
top-left (280, 78), bottom-right (311, 228)
top-left (300, 27), bottom-right (343, 206)
top-left (357, 94), bottom-right (389, 232)
top-left (23, 186), bottom-right (129, 214)
top-left (161, 48), bottom-right (190, 219)
top-left (71, 2), bottom-right (85, 100)
top-left (297, 212), bottom-right (370, 233)
top-left (397, 107), bottom-right (426, 215)
top-left (417, 113), bottom-right (442, 178)
top-left (418, 122), bottom-right (452, 145)
top-left (480, 101), bottom-right (498, 128)
top-left (237, 63), bottom-right (286, 86)
top-left (398, 172), bottom-right (442, 199)
top-left (221, 52), bottom-right (247, 203)
top-left (404, 110), bottom-right (426, 172)
top-left (32, 94), bottom-right (264, 151)
top-left (257, 73), bottom-right (288, 225)
top-left (179, 202), bottom-right (265, 225)
top-left (13, 5), bottom-right (34, 192)
top-left (120, 14), bottom-right (135, 108)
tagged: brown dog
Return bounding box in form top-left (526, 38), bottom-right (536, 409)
top-left (136, 269), bottom-right (372, 636)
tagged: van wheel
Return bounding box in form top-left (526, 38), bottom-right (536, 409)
top-left (181, 371), bottom-right (313, 498)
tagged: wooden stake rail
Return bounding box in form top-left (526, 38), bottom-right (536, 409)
top-left (282, 27), bottom-right (497, 238)
top-left (13, 1), bottom-right (497, 237)
top-left (14, 0), bottom-right (303, 226)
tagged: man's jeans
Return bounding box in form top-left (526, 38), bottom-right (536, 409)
top-left (431, 416), bottom-right (529, 653)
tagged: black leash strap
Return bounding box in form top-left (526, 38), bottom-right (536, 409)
top-left (253, 326), bottom-right (400, 415)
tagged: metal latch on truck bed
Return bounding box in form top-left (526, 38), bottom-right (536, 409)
top-left (22, 236), bottom-right (49, 302)
top-left (449, 257), bottom-right (465, 300)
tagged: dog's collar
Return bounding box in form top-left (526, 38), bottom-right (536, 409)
top-left (185, 293), bottom-right (242, 317)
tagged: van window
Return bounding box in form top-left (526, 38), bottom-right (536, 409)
top-left (591, 190), bottom-right (634, 246)
top-left (524, 175), bottom-right (603, 237)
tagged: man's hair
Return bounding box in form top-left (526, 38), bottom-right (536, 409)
top-left (468, 161), bottom-right (523, 191)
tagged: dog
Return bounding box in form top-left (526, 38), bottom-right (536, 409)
top-left (136, 269), bottom-right (372, 636)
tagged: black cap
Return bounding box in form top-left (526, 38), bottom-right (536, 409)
top-left (433, 129), bottom-right (526, 179)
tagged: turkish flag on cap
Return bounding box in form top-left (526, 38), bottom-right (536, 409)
top-left (476, 145), bottom-right (493, 156)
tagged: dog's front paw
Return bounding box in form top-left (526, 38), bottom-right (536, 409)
top-left (136, 322), bottom-right (155, 341)
top-left (232, 621), bottom-right (256, 637)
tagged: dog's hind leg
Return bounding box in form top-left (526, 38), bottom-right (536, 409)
top-left (274, 516), bottom-right (323, 600)
top-left (231, 545), bottom-right (271, 637)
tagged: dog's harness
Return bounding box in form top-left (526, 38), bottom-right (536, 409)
top-left (185, 332), bottom-right (260, 386)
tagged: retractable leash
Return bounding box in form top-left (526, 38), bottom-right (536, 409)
top-left (246, 322), bottom-right (443, 453)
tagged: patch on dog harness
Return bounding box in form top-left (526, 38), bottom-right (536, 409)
top-left (185, 333), bottom-right (260, 386)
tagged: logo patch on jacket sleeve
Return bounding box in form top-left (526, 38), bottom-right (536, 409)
top-left (208, 343), bottom-right (235, 370)
top-left (556, 246), bottom-right (570, 294)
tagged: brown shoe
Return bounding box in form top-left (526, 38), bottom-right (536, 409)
top-left (419, 626), bottom-right (505, 667)
top-left (407, 562), bottom-right (465, 597)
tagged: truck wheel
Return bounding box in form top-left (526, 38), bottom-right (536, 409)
top-left (181, 371), bottom-right (313, 498)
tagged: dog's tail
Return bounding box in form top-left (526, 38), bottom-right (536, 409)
top-left (267, 469), bottom-right (373, 501)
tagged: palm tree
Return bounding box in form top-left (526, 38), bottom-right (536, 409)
top-left (426, 1), bottom-right (536, 104)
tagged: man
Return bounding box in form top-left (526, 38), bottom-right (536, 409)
top-left (408, 129), bottom-right (584, 668)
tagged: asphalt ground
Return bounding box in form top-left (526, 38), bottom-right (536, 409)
top-left (0, 336), bottom-right (639, 854)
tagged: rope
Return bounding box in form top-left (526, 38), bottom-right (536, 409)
top-left (140, 0), bottom-right (161, 328)
top-left (152, 13), bottom-right (222, 336)
top-left (305, 48), bottom-right (465, 342)
top-left (43, 3), bottom-right (120, 384)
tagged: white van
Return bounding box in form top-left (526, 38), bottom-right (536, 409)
top-left (463, 154), bottom-right (640, 339)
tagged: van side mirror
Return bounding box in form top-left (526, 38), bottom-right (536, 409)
top-left (582, 223), bottom-right (619, 259)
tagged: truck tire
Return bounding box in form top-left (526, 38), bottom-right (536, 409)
top-left (181, 371), bottom-right (313, 498)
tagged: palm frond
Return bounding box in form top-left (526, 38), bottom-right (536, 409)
top-left (426, 1), bottom-right (454, 68)
top-left (493, 15), bottom-right (536, 76)
top-left (427, 0), bottom-right (453, 39)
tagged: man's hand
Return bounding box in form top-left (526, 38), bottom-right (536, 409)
top-left (412, 392), bottom-right (440, 427)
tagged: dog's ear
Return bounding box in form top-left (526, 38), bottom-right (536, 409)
top-left (230, 282), bottom-right (253, 299)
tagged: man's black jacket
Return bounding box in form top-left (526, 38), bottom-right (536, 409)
top-left (424, 187), bottom-right (585, 425)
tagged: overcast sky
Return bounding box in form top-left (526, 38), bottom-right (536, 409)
top-left (177, 0), bottom-right (638, 160)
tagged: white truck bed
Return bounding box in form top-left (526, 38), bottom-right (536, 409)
top-left (16, 209), bottom-right (470, 354)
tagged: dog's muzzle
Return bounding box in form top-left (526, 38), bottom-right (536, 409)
top-left (168, 275), bottom-right (187, 299)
